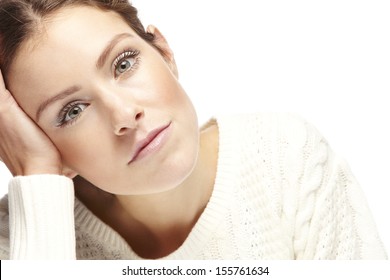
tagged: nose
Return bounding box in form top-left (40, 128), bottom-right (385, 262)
top-left (114, 108), bottom-right (144, 136)
top-left (109, 98), bottom-right (144, 136)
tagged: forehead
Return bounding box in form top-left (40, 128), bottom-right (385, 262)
top-left (7, 6), bottom-right (140, 107)
top-left (12, 5), bottom-right (135, 68)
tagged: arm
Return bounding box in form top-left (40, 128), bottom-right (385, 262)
top-left (292, 119), bottom-right (387, 259)
top-left (8, 175), bottom-right (75, 259)
top-left (0, 70), bottom-right (76, 259)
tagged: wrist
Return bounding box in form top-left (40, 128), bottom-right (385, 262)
top-left (21, 162), bottom-right (62, 176)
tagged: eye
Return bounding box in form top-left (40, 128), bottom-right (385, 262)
top-left (64, 104), bottom-right (87, 122)
top-left (113, 49), bottom-right (140, 78)
top-left (115, 58), bottom-right (135, 76)
top-left (57, 102), bottom-right (88, 127)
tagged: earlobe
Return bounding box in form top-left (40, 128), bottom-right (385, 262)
top-left (146, 25), bottom-right (179, 78)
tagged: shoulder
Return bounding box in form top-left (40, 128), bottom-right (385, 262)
top-left (213, 112), bottom-right (332, 190)
top-left (214, 112), bottom-right (326, 150)
top-left (215, 112), bottom-right (314, 132)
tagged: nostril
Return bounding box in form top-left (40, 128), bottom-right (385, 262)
top-left (114, 108), bottom-right (144, 135)
top-left (135, 111), bottom-right (143, 120)
top-left (117, 127), bottom-right (128, 135)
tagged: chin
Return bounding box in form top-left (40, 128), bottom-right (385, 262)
top-left (103, 118), bottom-right (200, 196)
top-left (119, 139), bottom-right (199, 196)
top-left (144, 120), bottom-right (200, 194)
top-left (145, 147), bottom-right (200, 195)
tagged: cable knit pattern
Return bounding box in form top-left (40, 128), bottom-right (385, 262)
top-left (294, 123), bottom-right (329, 259)
top-left (0, 113), bottom-right (387, 259)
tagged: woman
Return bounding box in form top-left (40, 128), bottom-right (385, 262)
top-left (0, 0), bottom-right (387, 259)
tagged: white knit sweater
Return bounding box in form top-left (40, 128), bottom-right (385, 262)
top-left (0, 113), bottom-right (387, 259)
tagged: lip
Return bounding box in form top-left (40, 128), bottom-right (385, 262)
top-left (128, 122), bottom-right (172, 164)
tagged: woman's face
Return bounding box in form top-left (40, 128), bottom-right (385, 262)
top-left (7, 6), bottom-right (199, 195)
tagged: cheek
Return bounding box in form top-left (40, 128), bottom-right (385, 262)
top-left (139, 59), bottom-right (187, 105)
top-left (48, 126), bottom-right (107, 170)
top-left (151, 74), bottom-right (197, 123)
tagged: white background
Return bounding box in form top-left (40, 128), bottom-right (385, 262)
top-left (1, 0), bottom-right (389, 255)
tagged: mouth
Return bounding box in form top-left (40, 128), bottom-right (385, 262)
top-left (128, 122), bottom-right (172, 164)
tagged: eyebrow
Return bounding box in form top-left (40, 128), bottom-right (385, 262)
top-left (36, 85), bottom-right (81, 120)
top-left (35, 33), bottom-right (133, 121)
top-left (96, 32), bottom-right (133, 69)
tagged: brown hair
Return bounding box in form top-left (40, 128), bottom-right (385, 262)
top-left (0, 0), bottom-right (155, 78)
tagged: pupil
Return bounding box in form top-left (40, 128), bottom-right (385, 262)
top-left (120, 61), bottom-right (130, 71)
top-left (71, 108), bottom-right (79, 117)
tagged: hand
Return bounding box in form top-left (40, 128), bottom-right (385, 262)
top-left (0, 69), bottom-right (63, 176)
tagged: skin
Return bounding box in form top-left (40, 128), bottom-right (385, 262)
top-left (0, 6), bottom-right (219, 258)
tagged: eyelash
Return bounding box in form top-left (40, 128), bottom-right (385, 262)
top-left (112, 49), bottom-right (141, 78)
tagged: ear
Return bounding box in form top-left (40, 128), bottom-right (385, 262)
top-left (62, 165), bottom-right (78, 179)
top-left (146, 25), bottom-right (179, 78)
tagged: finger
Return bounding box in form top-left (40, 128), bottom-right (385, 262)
top-left (0, 69), bottom-right (17, 109)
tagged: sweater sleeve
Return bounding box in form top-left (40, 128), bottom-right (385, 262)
top-left (292, 120), bottom-right (387, 259)
top-left (7, 175), bottom-right (76, 259)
